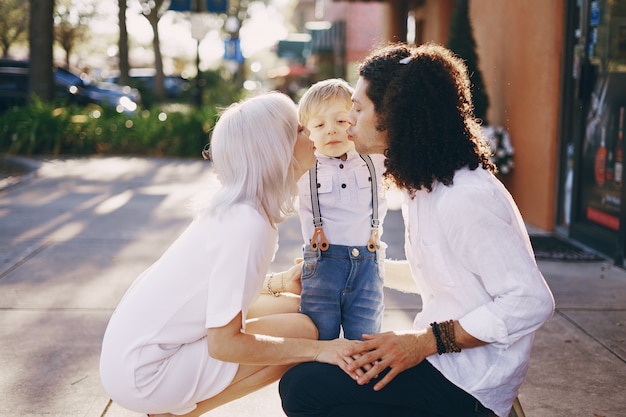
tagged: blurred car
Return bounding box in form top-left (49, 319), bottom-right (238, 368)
top-left (54, 67), bottom-right (141, 113)
top-left (0, 59), bottom-right (29, 111)
top-left (104, 68), bottom-right (191, 99)
top-left (0, 59), bottom-right (141, 113)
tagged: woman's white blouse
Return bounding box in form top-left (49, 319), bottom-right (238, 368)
top-left (402, 167), bottom-right (554, 417)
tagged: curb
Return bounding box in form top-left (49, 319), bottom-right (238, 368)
top-left (0, 155), bottom-right (40, 191)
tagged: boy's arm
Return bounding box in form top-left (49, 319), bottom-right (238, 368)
top-left (383, 259), bottom-right (420, 294)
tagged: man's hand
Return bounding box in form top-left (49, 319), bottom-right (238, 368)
top-left (343, 330), bottom-right (434, 391)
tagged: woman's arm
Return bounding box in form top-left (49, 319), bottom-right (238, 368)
top-left (261, 258), bottom-right (303, 296)
top-left (206, 311), bottom-right (358, 367)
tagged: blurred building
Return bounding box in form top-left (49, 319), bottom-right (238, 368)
top-left (287, 0), bottom-right (626, 265)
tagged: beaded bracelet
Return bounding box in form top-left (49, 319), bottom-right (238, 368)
top-left (430, 321), bottom-right (461, 354)
top-left (430, 322), bottom-right (447, 355)
top-left (439, 320), bottom-right (461, 353)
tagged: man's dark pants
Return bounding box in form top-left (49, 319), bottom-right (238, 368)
top-left (279, 361), bottom-right (494, 417)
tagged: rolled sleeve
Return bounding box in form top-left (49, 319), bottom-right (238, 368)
top-left (408, 168), bottom-right (555, 417)
top-left (437, 174), bottom-right (555, 348)
top-left (459, 304), bottom-right (510, 346)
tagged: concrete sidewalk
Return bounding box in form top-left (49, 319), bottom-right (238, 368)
top-left (0, 156), bottom-right (625, 417)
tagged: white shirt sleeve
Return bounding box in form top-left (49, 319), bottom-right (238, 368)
top-left (435, 180), bottom-right (554, 347)
top-left (205, 205), bottom-right (277, 329)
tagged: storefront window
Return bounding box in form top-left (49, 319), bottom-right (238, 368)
top-left (580, 0), bottom-right (626, 231)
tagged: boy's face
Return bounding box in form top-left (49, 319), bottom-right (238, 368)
top-left (305, 99), bottom-right (355, 158)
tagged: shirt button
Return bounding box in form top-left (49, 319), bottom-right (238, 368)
top-left (317, 183), bottom-right (321, 188)
top-left (341, 183), bottom-right (346, 188)
top-left (351, 248), bottom-right (360, 257)
top-left (339, 164), bottom-right (344, 169)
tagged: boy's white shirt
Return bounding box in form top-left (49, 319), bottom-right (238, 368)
top-left (296, 149), bottom-right (388, 248)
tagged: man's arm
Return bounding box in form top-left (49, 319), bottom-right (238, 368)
top-left (344, 320), bottom-right (487, 391)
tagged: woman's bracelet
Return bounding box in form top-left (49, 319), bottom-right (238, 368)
top-left (267, 273), bottom-right (282, 297)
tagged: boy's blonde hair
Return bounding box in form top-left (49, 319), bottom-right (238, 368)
top-left (298, 78), bottom-right (354, 127)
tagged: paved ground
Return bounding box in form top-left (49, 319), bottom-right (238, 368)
top-left (0, 156), bottom-right (625, 417)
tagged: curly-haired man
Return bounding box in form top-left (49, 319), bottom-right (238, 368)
top-left (279, 43), bottom-right (555, 417)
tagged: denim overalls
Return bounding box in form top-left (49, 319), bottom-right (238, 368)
top-left (300, 155), bottom-right (384, 340)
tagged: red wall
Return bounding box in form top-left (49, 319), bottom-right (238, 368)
top-left (471, 0), bottom-right (565, 230)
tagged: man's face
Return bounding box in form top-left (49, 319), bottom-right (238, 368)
top-left (347, 77), bottom-right (388, 155)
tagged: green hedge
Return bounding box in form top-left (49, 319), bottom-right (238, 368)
top-left (0, 97), bottom-right (220, 158)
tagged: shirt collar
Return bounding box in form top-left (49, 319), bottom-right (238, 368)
top-left (315, 149), bottom-right (360, 163)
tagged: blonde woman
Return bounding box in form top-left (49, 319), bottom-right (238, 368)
top-left (100, 92), bottom-right (353, 417)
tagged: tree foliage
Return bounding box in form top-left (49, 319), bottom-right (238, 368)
top-left (0, 0), bottom-right (29, 57)
top-left (446, 0), bottom-right (489, 124)
top-left (54, 0), bottom-right (96, 69)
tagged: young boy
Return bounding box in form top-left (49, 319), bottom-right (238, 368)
top-left (296, 78), bottom-right (388, 340)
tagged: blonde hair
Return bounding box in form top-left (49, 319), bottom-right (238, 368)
top-left (298, 78), bottom-right (354, 127)
top-left (207, 92), bottom-right (300, 226)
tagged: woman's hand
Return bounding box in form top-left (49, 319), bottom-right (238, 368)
top-left (313, 338), bottom-right (368, 380)
top-left (281, 257), bottom-right (304, 295)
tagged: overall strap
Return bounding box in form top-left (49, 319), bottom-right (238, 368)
top-left (308, 156), bottom-right (380, 252)
top-left (360, 155), bottom-right (380, 252)
top-left (309, 162), bottom-right (329, 251)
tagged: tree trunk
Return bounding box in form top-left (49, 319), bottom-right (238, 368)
top-left (118, 0), bottom-right (130, 85)
top-left (1, 40), bottom-right (9, 57)
top-left (146, 9), bottom-right (165, 101)
top-left (29, 0), bottom-right (55, 103)
top-left (64, 46), bottom-right (72, 69)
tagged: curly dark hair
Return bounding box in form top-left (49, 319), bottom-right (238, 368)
top-left (358, 43), bottom-right (413, 130)
top-left (359, 43), bottom-right (495, 194)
